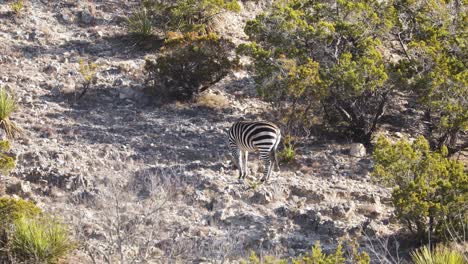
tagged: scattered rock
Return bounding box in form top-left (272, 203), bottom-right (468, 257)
top-left (290, 185), bottom-right (325, 203)
top-left (349, 143), bottom-right (366, 157)
top-left (251, 189), bottom-right (273, 204)
top-left (80, 10), bottom-right (95, 24)
top-left (43, 63), bottom-right (59, 74)
top-left (7, 181), bottom-right (33, 197)
top-left (357, 204), bottom-right (382, 220)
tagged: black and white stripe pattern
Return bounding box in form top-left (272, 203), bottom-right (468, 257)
top-left (228, 121), bottom-right (281, 182)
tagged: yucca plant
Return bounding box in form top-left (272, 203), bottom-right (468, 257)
top-left (411, 245), bottom-right (467, 264)
top-left (11, 216), bottom-right (75, 263)
top-left (0, 87), bottom-right (21, 139)
top-left (127, 7), bottom-right (153, 38)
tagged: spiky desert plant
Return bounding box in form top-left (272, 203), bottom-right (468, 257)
top-left (127, 7), bottom-right (153, 38)
top-left (11, 216), bottom-right (75, 263)
top-left (0, 87), bottom-right (21, 139)
top-left (411, 245), bottom-right (466, 264)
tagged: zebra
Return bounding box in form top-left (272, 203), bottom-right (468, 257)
top-left (228, 121), bottom-right (281, 182)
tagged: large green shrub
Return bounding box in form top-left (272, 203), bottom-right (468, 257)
top-left (144, 33), bottom-right (238, 101)
top-left (373, 136), bottom-right (467, 242)
top-left (392, 0), bottom-right (467, 155)
top-left (239, 0), bottom-right (395, 141)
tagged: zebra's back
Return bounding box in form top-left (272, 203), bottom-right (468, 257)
top-left (229, 121), bottom-right (281, 152)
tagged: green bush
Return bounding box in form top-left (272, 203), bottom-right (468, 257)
top-left (392, 0), bottom-right (467, 155)
top-left (0, 198), bottom-right (41, 229)
top-left (10, 216), bottom-right (75, 264)
top-left (239, 0), bottom-right (395, 142)
top-left (0, 140), bottom-right (15, 176)
top-left (142, 0), bottom-right (240, 34)
top-left (242, 241), bottom-right (370, 264)
top-left (144, 33), bottom-right (238, 101)
top-left (0, 198), bottom-right (74, 263)
top-left (411, 244), bottom-right (466, 264)
top-left (0, 87), bottom-right (22, 139)
top-left (373, 136), bottom-right (468, 242)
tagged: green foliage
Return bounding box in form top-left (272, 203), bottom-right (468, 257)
top-left (77, 58), bottom-right (98, 99)
top-left (144, 33), bottom-right (238, 101)
top-left (373, 136), bottom-right (468, 242)
top-left (126, 7), bottom-right (153, 38)
top-left (10, 216), bottom-right (75, 264)
top-left (141, 0), bottom-right (240, 34)
top-left (240, 0), bottom-right (395, 142)
top-left (278, 134), bottom-right (296, 163)
top-left (0, 198), bottom-right (41, 229)
top-left (0, 198), bottom-right (74, 263)
top-left (0, 140), bottom-right (16, 175)
top-left (242, 241), bottom-right (370, 264)
top-left (0, 87), bottom-right (21, 139)
top-left (411, 244), bottom-right (467, 264)
top-left (10, 0), bottom-right (24, 17)
top-left (78, 58), bottom-right (97, 84)
top-left (393, 0), bottom-right (467, 154)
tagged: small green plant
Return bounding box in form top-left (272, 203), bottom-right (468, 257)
top-left (10, 216), bottom-right (75, 263)
top-left (126, 7), bottom-right (153, 38)
top-left (0, 87), bottom-right (22, 139)
top-left (278, 134), bottom-right (296, 163)
top-left (77, 58), bottom-right (97, 99)
top-left (248, 180), bottom-right (260, 190)
top-left (0, 140), bottom-right (16, 175)
top-left (10, 0), bottom-right (24, 17)
top-left (373, 136), bottom-right (468, 242)
top-left (411, 245), bottom-right (466, 264)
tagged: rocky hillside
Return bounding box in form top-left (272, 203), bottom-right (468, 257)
top-left (0, 1), bottom-right (404, 263)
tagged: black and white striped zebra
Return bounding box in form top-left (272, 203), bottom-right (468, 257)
top-left (228, 121), bottom-right (281, 182)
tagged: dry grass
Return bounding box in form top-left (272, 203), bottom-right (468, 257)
top-left (196, 92), bottom-right (230, 110)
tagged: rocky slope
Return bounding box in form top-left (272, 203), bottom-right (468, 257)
top-left (0, 1), bottom-right (400, 263)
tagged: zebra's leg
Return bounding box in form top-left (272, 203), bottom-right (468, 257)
top-left (260, 154), bottom-right (273, 183)
top-left (273, 134), bottom-right (281, 172)
top-left (242, 151), bottom-right (248, 179)
top-left (238, 150), bottom-right (244, 180)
